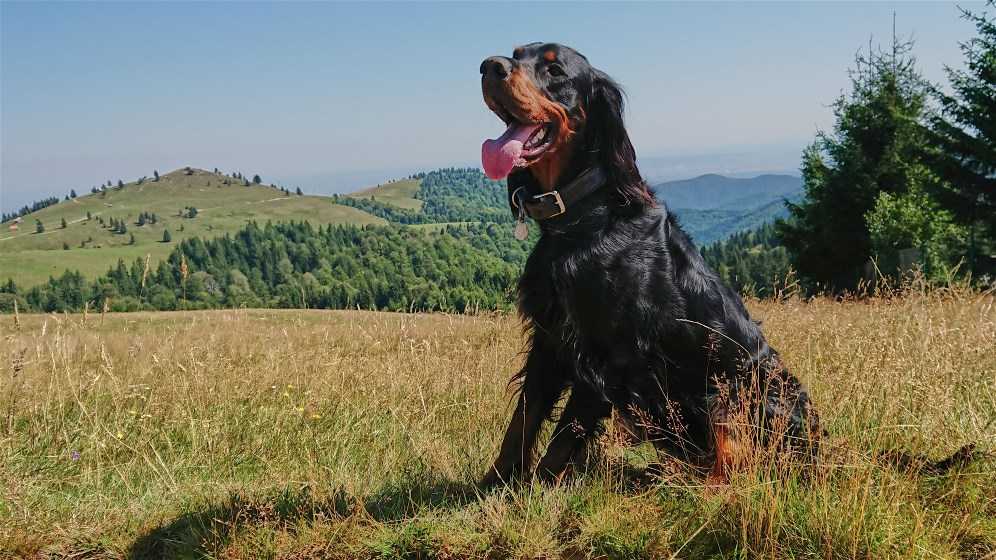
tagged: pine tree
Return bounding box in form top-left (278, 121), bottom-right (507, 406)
top-left (61, 218), bottom-right (67, 229)
top-left (162, 230), bottom-right (172, 243)
top-left (776, 37), bottom-right (940, 289)
top-left (70, 189), bottom-right (77, 198)
top-left (928, 5), bottom-right (996, 260)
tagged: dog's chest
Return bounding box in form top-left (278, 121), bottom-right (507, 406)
top-left (520, 244), bottom-right (633, 348)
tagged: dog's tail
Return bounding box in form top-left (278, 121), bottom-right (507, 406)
top-left (879, 443), bottom-right (982, 474)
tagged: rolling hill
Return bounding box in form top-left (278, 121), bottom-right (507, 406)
top-left (347, 178), bottom-right (424, 210)
top-left (0, 168), bottom-right (386, 287)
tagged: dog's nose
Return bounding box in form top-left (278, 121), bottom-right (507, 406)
top-left (481, 56), bottom-right (513, 80)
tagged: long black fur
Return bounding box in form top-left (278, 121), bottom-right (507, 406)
top-left (479, 43), bottom-right (820, 486)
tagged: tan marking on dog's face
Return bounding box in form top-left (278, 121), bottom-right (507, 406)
top-left (544, 50), bottom-right (557, 62)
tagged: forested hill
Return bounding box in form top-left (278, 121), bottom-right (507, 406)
top-left (333, 168), bottom-right (513, 224)
top-left (8, 221), bottom-right (531, 313)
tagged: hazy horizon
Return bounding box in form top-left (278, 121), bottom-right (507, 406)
top-left (1, 1), bottom-right (984, 214)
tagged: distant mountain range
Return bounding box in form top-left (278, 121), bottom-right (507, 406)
top-left (651, 174), bottom-right (803, 245)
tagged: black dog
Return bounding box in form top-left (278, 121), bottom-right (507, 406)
top-left (478, 43), bottom-right (821, 487)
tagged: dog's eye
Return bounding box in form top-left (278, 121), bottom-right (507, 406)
top-left (547, 64), bottom-right (566, 77)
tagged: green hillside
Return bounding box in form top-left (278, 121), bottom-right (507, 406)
top-left (0, 168), bottom-right (385, 287)
top-left (347, 178), bottom-right (423, 210)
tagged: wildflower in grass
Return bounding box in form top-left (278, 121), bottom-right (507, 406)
top-left (116, 433), bottom-right (124, 439)
top-left (70, 451), bottom-right (81, 461)
top-left (283, 392), bottom-right (290, 397)
top-left (297, 407), bottom-right (304, 413)
top-left (129, 410), bottom-right (137, 415)
top-left (311, 414), bottom-right (322, 420)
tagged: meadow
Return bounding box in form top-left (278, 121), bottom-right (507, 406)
top-left (2, 287), bottom-right (994, 559)
top-left (0, 169), bottom-right (386, 287)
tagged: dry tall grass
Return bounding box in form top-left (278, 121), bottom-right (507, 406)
top-left (1, 288), bottom-right (993, 559)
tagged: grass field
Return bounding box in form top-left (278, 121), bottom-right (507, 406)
top-left (0, 169), bottom-right (387, 287)
top-left (2, 289), bottom-right (994, 558)
top-left (347, 178), bottom-right (424, 210)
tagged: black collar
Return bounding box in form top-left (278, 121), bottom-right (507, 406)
top-left (510, 166), bottom-right (607, 221)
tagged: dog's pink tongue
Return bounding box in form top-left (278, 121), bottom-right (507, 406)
top-left (482, 122), bottom-right (541, 180)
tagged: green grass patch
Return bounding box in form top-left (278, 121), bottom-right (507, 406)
top-left (1, 292), bottom-right (994, 558)
top-left (348, 178), bottom-right (423, 210)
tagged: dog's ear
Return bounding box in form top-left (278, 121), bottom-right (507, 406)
top-left (588, 69), bottom-right (654, 206)
top-left (588, 69), bottom-right (634, 166)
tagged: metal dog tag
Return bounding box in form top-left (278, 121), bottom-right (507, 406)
top-left (514, 219), bottom-right (529, 241)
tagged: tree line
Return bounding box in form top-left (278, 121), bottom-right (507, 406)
top-left (1, 220), bottom-right (534, 314)
top-left (2, 197), bottom-right (61, 224)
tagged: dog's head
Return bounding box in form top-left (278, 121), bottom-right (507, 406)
top-left (481, 43), bottom-right (650, 203)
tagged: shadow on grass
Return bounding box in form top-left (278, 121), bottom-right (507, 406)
top-left (127, 476), bottom-right (478, 559)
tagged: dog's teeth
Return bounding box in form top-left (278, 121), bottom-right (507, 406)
top-left (525, 128), bottom-right (546, 149)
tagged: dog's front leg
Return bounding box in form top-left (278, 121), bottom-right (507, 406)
top-left (535, 387), bottom-right (611, 484)
top-left (479, 347), bottom-right (565, 489)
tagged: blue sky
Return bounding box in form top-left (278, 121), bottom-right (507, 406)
top-left (0, 1), bottom-right (985, 214)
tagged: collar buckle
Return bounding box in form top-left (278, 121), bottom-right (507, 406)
top-left (534, 191), bottom-right (566, 217)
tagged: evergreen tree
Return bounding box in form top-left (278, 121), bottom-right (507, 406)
top-left (253, 174), bottom-right (262, 184)
top-left (153, 170), bottom-right (160, 182)
top-left (162, 230), bottom-right (172, 243)
top-left (70, 189), bottom-right (77, 198)
top-left (35, 219), bottom-right (44, 233)
top-left (777, 37), bottom-right (940, 289)
top-left (61, 218), bottom-right (67, 229)
top-left (296, 187), bottom-right (303, 196)
top-left (117, 180), bottom-right (124, 190)
top-left (927, 4), bottom-right (996, 267)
